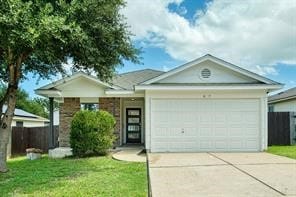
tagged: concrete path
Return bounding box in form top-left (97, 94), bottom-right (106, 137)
top-left (112, 148), bottom-right (146, 162)
top-left (148, 153), bottom-right (296, 197)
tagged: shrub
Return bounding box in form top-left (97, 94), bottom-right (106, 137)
top-left (70, 110), bottom-right (116, 157)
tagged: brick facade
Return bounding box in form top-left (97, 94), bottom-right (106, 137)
top-left (59, 98), bottom-right (80, 147)
top-left (99, 98), bottom-right (121, 146)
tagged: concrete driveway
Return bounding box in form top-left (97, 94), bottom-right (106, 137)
top-left (148, 153), bottom-right (296, 197)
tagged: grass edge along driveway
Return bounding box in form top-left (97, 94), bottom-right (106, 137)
top-left (0, 156), bottom-right (147, 196)
top-left (267, 145), bottom-right (296, 159)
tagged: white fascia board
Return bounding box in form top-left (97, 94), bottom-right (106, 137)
top-left (13, 116), bottom-right (49, 122)
top-left (105, 90), bottom-right (135, 94)
top-left (105, 90), bottom-right (144, 97)
top-left (135, 84), bottom-right (283, 91)
top-left (35, 89), bottom-right (62, 97)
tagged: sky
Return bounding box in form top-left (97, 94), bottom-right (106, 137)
top-left (21, 0), bottom-right (296, 97)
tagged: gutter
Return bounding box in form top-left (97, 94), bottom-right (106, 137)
top-left (268, 95), bottom-right (296, 104)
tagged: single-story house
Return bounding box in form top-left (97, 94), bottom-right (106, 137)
top-left (268, 87), bottom-right (296, 112)
top-left (2, 105), bottom-right (49, 157)
top-left (36, 54), bottom-right (282, 153)
top-left (2, 105), bottom-right (49, 127)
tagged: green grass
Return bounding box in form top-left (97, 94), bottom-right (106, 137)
top-left (0, 155), bottom-right (147, 197)
top-left (267, 145), bottom-right (296, 159)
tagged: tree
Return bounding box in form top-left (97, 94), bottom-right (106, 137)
top-left (0, 86), bottom-right (50, 118)
top-left (0, 0), bottom-right (139, 172)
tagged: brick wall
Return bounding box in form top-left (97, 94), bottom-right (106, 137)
top-left (99, 98), bottom-right (121, 146)
top-left (59, 98), bottom-right (80, 147)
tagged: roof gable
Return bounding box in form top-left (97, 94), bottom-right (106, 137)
top-left (38, 72), bottom-right (120, 91)
top-left (142, 54), bottom-right (280, 85)
top-left (156, 60), bottom-right (261, 84)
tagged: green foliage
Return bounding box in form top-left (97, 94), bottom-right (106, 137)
top-left (0, 86), bottom-right (52, 118)
top-left (70, 110), bottom-right (116, 157)
top-left (0, 0), bottom-right (140, 82)
top-left (267, 146), bottom-right (296, 159)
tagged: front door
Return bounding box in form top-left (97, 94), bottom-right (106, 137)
top-left (126, 108), bottom-right (141, 143)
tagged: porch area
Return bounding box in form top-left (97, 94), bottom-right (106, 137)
top-left (47, 96), bottom-right (145, 158)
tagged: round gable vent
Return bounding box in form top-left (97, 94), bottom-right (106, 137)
top-left (200, 68), bottom-right (211, 79)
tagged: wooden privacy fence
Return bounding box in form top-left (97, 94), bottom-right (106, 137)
top-left (11, 126), bottom-right (59, 156)
top-left (268, 112), bottom-right (296, 145)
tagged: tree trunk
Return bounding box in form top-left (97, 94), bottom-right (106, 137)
top-left (0, 86), bottom-right (18, 173)
top-left (0, 132), bottom-right (9, 172)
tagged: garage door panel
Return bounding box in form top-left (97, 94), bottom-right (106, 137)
top-left (152, 100), bottom-right (169, 111)
top-left (154, 127), bottom-right (169, 137)
top-left (214, 140), bottom-right (229, 150)
top-left (151, 98), bottom-right (260, 152)
top-left (228, 127), bottom-right (245, 136)
top-left (246, 139), bottom-right (259, 150)
top-left (228, 140), bottom-right (244, 149)
top-left (183, 127), bottom-right (197, 136)
top-left (228, 112), bottom-right (244, 122)
top-left (213, 127), bottom-right (228, 136)
top-left (199, 127), bottom-right (213, 137)
top-left (243, 112), bottom-right (259, 123)
top-left (213, 113), bottom-right (228, 122)
top-left (170, 127), bottom-right (184, 136)
top-left (152, 112), bottom-right (168, 124)
top-left (199, 140), bottom-right (213, 150)
top-left (244, 127), bottom-right (258, 136)
top-left (168, 139), bottom-right (197, 151)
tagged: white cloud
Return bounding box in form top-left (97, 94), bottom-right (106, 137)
top-left (122, 0), bottom-right (296, 75)
top-left (162, 65), bottom-right (170, 72)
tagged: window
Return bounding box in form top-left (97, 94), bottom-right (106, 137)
top-left (80, 103), bottom-right (98, 111)
top-left (16, 121), bottom-right (23, 127)
top-left (268, 105), bottom-right (274, 112)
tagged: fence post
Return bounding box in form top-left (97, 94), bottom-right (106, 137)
top-left (290, 112), bottom-right (296, 145)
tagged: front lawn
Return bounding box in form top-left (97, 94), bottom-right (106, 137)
top-left (267, 145), bottom-right (296, 159)
top-left (0, 156), bottom-right (147, 196)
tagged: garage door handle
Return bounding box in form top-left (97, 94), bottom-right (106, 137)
top-left (181, 129), bottom-right (185, 133)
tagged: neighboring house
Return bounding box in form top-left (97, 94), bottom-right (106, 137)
top-left (2, 105), bottom-right (49, 127)
top-left (268, 87), bottom-right (296, 112)
top-left (2, 105), bottom-right (49, 157)
top-left (36, 54), bottom-right (282, 153)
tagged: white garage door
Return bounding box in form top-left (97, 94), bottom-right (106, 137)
top-left (151, 99), bottom-right (260, 152)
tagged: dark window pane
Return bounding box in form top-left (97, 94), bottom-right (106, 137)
top-left (16, 121), bottom-right (23, 127)
top-left (128, 125), bottom-right (140, 131)
top-left (128, 110), bottom-right (140, 116)
top-left (128, 133), bottom-right (139, 139)
top-left (128, 117), bottom-right (140, 123)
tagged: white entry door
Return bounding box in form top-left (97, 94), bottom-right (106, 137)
top-left (150, 99), bottom-right (260, 152)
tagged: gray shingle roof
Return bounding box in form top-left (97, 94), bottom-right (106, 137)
top-left (268, 87), bottom-right (296, 102)
top-left (2, 105), bottom-right (39, 118)
top-left (112, 69), bottom-right (164, 90)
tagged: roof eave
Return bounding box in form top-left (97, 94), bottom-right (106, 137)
top-left (35, 89), bottom-right (62, 97)
top-left (135, 84), bottom-right (283, 91)
top-left (268, 95), bottom-right (296, 104)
